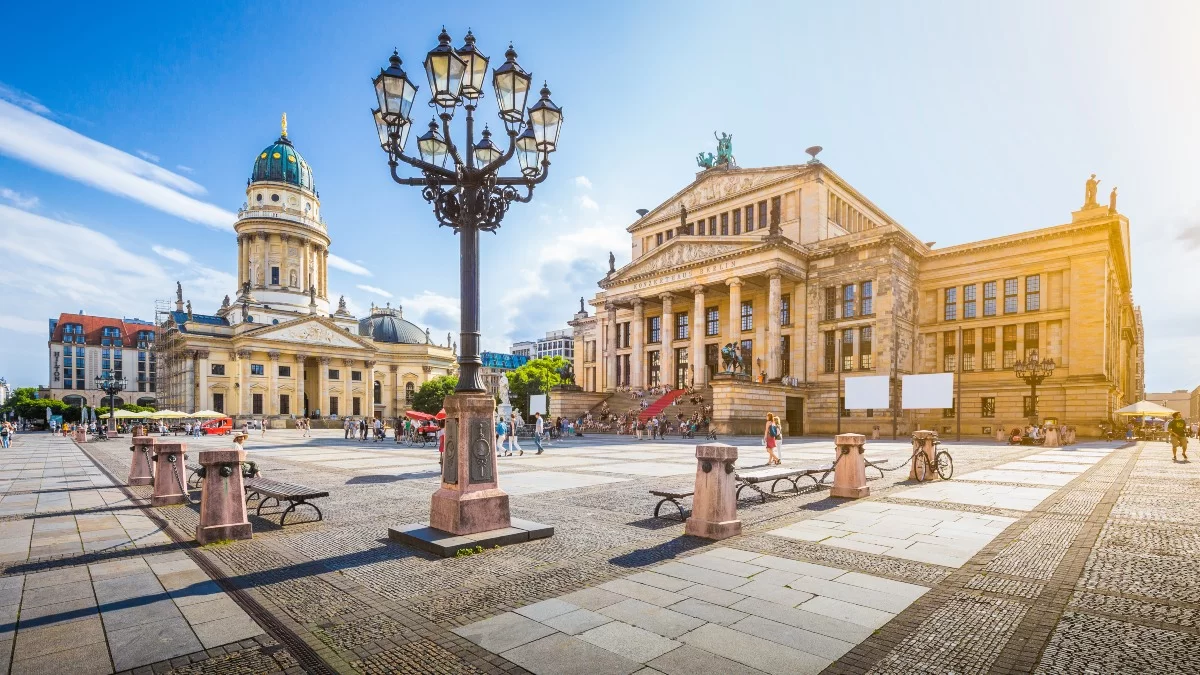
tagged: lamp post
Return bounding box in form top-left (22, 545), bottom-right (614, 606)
top-left (1013, 348), bottom-right (1055, 426)
top-left (95, 373), bottom-right (127, 433)
top-left (371, 28), bottom-right (561, 540)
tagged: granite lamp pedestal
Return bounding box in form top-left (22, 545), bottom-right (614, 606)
top-left (150, 442), bottom-right (189, 507)
top-left (389, 392), bottom-right (552, 557)
top-left (685, 443), bottom-right (742, 540)
top-left (909, 430), bottom-right (938, 480)
top-left (195, 449), bottom-right (252, 545)
top-left (128, 436), bottom-right (155, 486)
top-left (831, 433), bottom-right (870, 499)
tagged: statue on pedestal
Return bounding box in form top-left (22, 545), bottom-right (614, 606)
top-left (1084, 173), bottom-right (1101, 207)
top-left (579, 296), bottom-right (585, 313)
top-left (175, 281), bottom-right (183, 304)
top-left (608, 251), bottom-right (616, 274)
top-left (1109, 186), bottom-right (1118, 214)
top-left (308, 284), bottom-right (316, 304)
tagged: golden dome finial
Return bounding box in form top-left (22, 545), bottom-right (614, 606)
top-left (281, 112), bottom-right (288, 138)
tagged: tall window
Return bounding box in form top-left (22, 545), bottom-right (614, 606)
top-left (708, 216), bottom-right (716, 236)
top-left (860, 327), bottom-right (873, 370)
top-left (824, 331), bottom-right (836, 373)
top-left (732, 209), bottom-right (741, 235)
top-left (861, 281), bottom-right (873, 315)
top-left (252, 393), bottom-right (263, 415)
top-left (1024, 322), bottom-right (1039, 353)
top-left (981, 397), bottom-right (996, 418)
top-left (842, 329), bottom-right (854, 371)
top-left (740, 301), bottom-right (753, 331)
top-left (648, 350), bottom-right (660, 386)
top-left (840, 285), bottom-right (854, 318)
top-left (944, 287), bottom-right (957, 321)
top-left (963, 284), bottom-right (977, 319)
top-left (759, 200), bottom-right (768, 229)
top-left (374, 381), bottom-right (382, 405)
top-left (656, 232), bottom-right (663, 246)
top-left (1003, 325), bottom-right (1017, 368)
top-left (648, 316), bottom-right (661, 343)
top-left (271, 266), bottom-right (280, 285)
top-left (353, 397), bottom-right (362, 416)
top-left (676, 312), bottom-right (689, 340)
top-left (705, 307), bottom-right (719, 336)
top-left (1025, 275), bottom-right (1041, 311)
top-left (824, 287), bottom-right (837, 320)
top-left (1004, 278), bottom-right (1018, 313)
top-left (329, 397), bottom-right (339, 416)
top-left (983, 281), bottom-right (997, 316)
top-left (213, 393), bottom-right (224, 413)
top-left (279, 394), bottom-right (290, 415)
top-left (405, 382), bottom-right (415, 405)
top-left (720, 212), bottom-right (729, 235)
top-left (982, 326), bottom-right (996, 369)
top-left (943, 330), bottom-right (957, 372)
top-left (745, 205), bottom-right (755, 231)
top-left (740, 340), bottom-right (753, 370)
top-left (781, 335), bottom-right (790, 375)
top-left (780, 294), bottom-right (791, 326)
top-left (962, 329), bottom-right (976, 371)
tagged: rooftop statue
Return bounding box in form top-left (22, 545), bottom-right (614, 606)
top-left (696, 132), bottom-right (735, 169)
top-left (1085, 173), bottom-right (1100, 207)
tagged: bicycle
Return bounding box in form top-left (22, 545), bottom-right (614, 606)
top-left (910, 440), bottom-right (954, 481)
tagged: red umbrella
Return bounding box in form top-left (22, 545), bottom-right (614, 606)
top-left (435, 409), bottom-right (447, 420)
top-left (405, 410), bottom-right (434, 421)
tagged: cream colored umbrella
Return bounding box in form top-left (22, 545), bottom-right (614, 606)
top-left (101, 409), bottom-right (143, 419)
top-left (191, 410), bottom-right (226, 418)
top-left (1114, 400), bottom-right (1180, 417)
top-left (148, 409), bottom-right (185, 419)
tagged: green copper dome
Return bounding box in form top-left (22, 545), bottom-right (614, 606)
top-left (251, 136), bottom-right (315, 192)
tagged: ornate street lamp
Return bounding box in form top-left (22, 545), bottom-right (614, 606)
top-left (371, 27), bottom-right (560, 545)
top-left (94, 373), bottom-right (127, 433)
top-left (1013, 349), bottom-right (1055, 425)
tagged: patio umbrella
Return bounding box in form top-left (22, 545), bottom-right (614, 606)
top-left (148, 409), bottom-right (185, 419)
top-left (1114, 400), bottom-right (1180, 417)
top-left (405, 410), bottom-right (434, 421)
top-left (191, 410), bottom-right (226, 418)
top-left (435, 408), bottom-right (447, 420)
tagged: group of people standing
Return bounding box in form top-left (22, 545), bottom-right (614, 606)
top-left (343, 417), bottom-right (385, 442)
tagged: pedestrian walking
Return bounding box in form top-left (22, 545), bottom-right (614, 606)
top-left (344, 418), bottom-right (351, 439)
top-left (507, 413), bottom-right (523, 456)
top-left (763, 413), bottom-right (781, 465)
top-left (496, 417), bottom-right (507, 456)
top-left (1168, 412), bottom-right (1189, 461)
top-left (533, 412), bottom-right (544, 454)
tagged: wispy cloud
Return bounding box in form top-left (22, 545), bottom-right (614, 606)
top-left (579, 195), bottom-right (599, 210)
top-left (356, 284), bottom-right (393, 298)
top-left (0, 99), bottom-right (235, 231)
top-left (0, 82), bottom-right (50, 116)
top-left (136, 149), bottom-right (160, 163)
top-left (398, 290), bottom-right (460, 337)
top-left (175, 165), bottom-right (194, 174)
top-left (0, 314), bottom-right (47, 336)
top-left (575, 175), bottom-right (592, 189)
top-left (0, 187), bottom-right (37, 209)
top-left (152, 245), bottom-right (192, 265)
top-left (328, 254), bottom-right (372, 276)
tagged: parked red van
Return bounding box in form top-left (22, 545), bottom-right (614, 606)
top-left (201, 417), bottom-right (234, 435)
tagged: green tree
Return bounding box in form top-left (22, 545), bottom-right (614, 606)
top-left (0, 388), bottom-right (78, 423)
top-left (411, 375), bottom-right (459, 414)
top-left (506, 356), bottom-right (567, 414)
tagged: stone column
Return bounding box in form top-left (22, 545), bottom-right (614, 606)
top-left (605, 304), bottom-right (618, 391)
top-left (365, 360), bottom-right (377, 416)
top-left (318, 357), bottom-right (330, 417)
top-left (390, 365), bottom-right (400, 417)
top-left (768, 273), bottom-right (783, 380)
top-left (321, 249), bottom-right (329, 298)
top-left (183, 352), bottom-right (195, 413)
top-left (429, 392), bottom-right (509, 534)
top-left (195, 350), bottom-right (209, 411)
top-left (343, 358), bottom-right (357, 414)
top-left (661, 293), bottom-right (675, 388)
top-left (237, 350), bottom-right (252, 416)
top-left (237, 235), bottom-right (246, 287)
top-left (691, 286), bottom-right (706, 387)
top-left (631, 299), bottom-right (645, 389)
top-left (267, 351), bottom-right (280, 417)
top-left (831, 433), bottom-right (870, 498)
top-left (260, 232), bottom-right (270, 288)
top-left (295, 353), bottom-right (307, 416)
top-left (684, 443), bottom-right (741, 540)
top-left (195, 447), bottom-right (252, 544)
top-left (302, 240), bottom-right (311, 290)
top-left (726, 277), bottom-right (742, 348)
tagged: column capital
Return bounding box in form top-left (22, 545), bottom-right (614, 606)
top-left (295, 352), bottom-right (308, 362)
top-left (267, 351), bottom-right (281, 361)
top-left (388, 364), bottom-right (399, 373)
top-left (690, 285), bottom-right (706, 295)
top-left (605, 303), bottom-right (618, 315)
top-left (422, 365), bottom-right (433, 374)
top-left (768, 272), bottom-right (782, 282)
top-left (193, 349), bottom-right (210, 360)
top-left (659, 292), bottom-right (675, 302)
top-left (342, 358), bottom-right (355, 367)
top-left (236, 349), bottom-right (252, 359)
top-left (726, 277), bottom-right (743, 288)
top-left (318, 356), bottom-right (332, 365)
top-left (631, 297), bottom-right (644, 308)
top-left (364, 360), bottom-right (377, 369)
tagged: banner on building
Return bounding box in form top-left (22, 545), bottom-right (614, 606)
top-left (844, 375), bottom-right (890, 409)
top-left (528, 394), bottom-right (547, 415)
top-left (901, 373), bottom-right (954, 409)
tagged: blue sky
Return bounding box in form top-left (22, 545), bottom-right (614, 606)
top-left (1, 1), bottom-right (1197, 392)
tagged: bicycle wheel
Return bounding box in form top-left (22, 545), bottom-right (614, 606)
top-left (936, 452), bottom-right (954, 480)
top-left (913, 453), bottom-right (928, 482)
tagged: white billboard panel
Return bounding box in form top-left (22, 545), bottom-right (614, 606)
top-left (528, 394), bottom-right (547, 415)
top-left (901, 373), bottom-right (955, 409)
top-left (844, 375), bottom-right (890, 409)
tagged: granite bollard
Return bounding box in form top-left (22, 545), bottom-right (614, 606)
top-left (684, 443), bottom-right (741, 540)
top-left (195, 448), bottom-right (252, 544)
top-left (910, 430), bottom-right (938, 480)
top-left (128, 436), bottom-right (155, 486)
top-left (831, 433), bottom-right (870, 498)
top-left (151, 442), bottom-right (189, 507)
top-left (1043, 426), bottom-right (1061, 448)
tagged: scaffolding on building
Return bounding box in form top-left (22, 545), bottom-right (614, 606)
top-left (153, 299), bottom-right (187, 412)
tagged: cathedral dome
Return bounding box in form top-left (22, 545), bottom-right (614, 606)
top-left (251, 119), bottom-right (314, 192)
top-left (358, 306), bottom-right (431, 345)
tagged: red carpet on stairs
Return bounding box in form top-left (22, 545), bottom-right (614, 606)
top-left (638, 389), bottom-right (686, 423)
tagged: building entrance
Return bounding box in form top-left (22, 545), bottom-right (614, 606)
top-left (785, 396), bottom-right (804, 436)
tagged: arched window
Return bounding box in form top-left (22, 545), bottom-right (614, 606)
top-left (405, 382), bottom-right (415, 405)
top-left (374, 381), bottom-right (382, 405)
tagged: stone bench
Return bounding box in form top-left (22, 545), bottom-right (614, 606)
top-left (244, 477), bottom-right (328, 526)
top-left (649, 489), bottom-right (694, 520)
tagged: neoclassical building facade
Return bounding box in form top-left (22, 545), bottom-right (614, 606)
top-left (569, 155), bottom-right (1140, 437)
top-left (158, 118), bottom-right (455, 423)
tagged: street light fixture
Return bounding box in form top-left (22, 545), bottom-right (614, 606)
top-left (1013, 348), bottom-right (1055, 425)
top-left (94, 373), bottom-right (127, 432)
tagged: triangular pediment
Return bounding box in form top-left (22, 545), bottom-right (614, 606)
top-left (241, 315), bottom-right (373, 350)
top-left (604, 239), bottom-right (759, 286)
top-left (629, 165), bottom-right (811, 233)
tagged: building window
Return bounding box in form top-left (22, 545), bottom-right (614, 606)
top-left (1024, 322), bottom-right (1039, 353)
top-left (981, 397), bottom-right (995, 418)
top-left (278, 365), bottom-right (291, 377)
top-left (759, 200), bottom-right (768, 229)
top-left (252, 393), bottom-right (263, 415)
top-left (279, 394), bottom-right (290, 415)
top-left (329, 397), bottom-right (339, 416)
top-left (842, 329), bottom-right (854, 371)
top-left (328, 369), bottom-right (340, 380)
top-left (648, 316), bottom-right (661, 343)
top-left (943, 331), bottom-right (957, 372)
top-left (648, 350), bottom-right (660, 387)
top-left (740, 340), bottom-right (753, 370)
top-left (1004, 278), bottom-right (1018, 314)
top-left (705, 307), bottom-right (719, 336)
top-left (353, 397), bottom-right (361, 416)
top-left (983, 281), bottom-right (997, 316)
top-left (860, 327), bottom-right (873, 370)
top-left (676, 312), bottom-right (689, 340)
top-left (213, 393), bottom-right (224, 413)
top-left (621, 322), bottom-right (631, 348)
top-left (732, 209), bottom-right (741, 235)
top-left (964, 284), bottom-right (977, 319)
top-left (211, 364), bottom-right (225, 375)
top-left (250, 364), bottom-right (264, 376)
top-left (861, 281), bottom-right (873, 315)
top-left (944, 398), bottom-right (956, 418)
top-left (351, 370), bottom-right (362, 381)
top-left (824, 331), bottom-right (836, 373)
top-left (271, 266), bottom-right (279, 285)
top-left (655, 232), bottom-right (663, 247)
top-left (720, 212), bottom-right (729, 235)
top-left (824, 287), bottom-right (837, 321)
top-left (780, 294), bottom-right (791, 326)
top-left (1025, 275), bottom-right (1041, 311)
top-left (405, 382), bottom-right (415, 405)
top-left (781, 335), bottom-right (790, 376)
top-left (944, 287), bottom-right (957, 321)
top-left (962, 329), bottom-right (975, 371)
top-left (982, 326), bottom-right (996, 370)
top-left (740, 301), bottom-right (753, 331)
top-left (666, 230), bottom-right (673, 240)
top-left (1003, 325), bottom-right (1017, 368)
top-left (745, 205), bottom-right (754, 231)
top-left (843, 285), bottom-right (857, 318)
top-left (708, 216), bottom-right (716, 236)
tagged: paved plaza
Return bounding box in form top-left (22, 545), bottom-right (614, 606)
top-left (0, 430), bottom-right (1197, 673)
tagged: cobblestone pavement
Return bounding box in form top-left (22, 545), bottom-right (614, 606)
top-left (54, 428), bottom-right (1186, 674)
